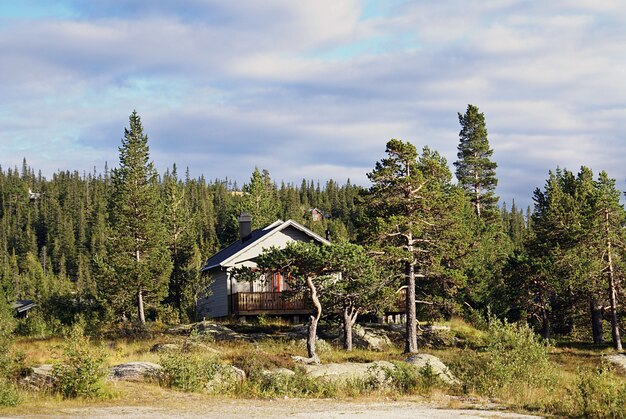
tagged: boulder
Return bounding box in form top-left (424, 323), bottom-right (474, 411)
top-left (193, 322), bottom-right (246, 341)
top-left (607, 354), bottom-right (626, 373)
top-left (19, 364), bottom-right (55, 391)
top-left (303, 361), bottom-right (394, 383)
top-left (108, 362), bottom-right (163, 382)
top-left (352, 324), bottom-right (393, 351)
top-left (404, 354), bottom-right (459, 385)
top-left (150, 343), bottom-right (180, 353)
top-left (262, 368), bottom-right (295, 378)
top-left (182, 340), bottom-right (221, 354)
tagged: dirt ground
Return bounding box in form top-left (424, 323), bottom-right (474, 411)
top-left (2, 399), bottom-right (541, 419)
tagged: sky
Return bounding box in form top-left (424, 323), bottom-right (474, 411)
top-left (0, 0), bottom-right (625, 209)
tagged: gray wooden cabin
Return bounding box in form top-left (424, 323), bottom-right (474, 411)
top-left (197, 214), bottom-right (330, 320)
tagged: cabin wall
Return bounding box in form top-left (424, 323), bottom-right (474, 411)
top-left (196, 270), bottom-right (229, 318)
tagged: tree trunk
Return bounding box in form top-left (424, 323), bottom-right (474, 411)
top-left (342, 306), bottom-right (358, 351)
top-left (589, 296), bottom-right (604, 344)
top-left (605, 208), bottom-right (622, 350)
top-left (405, 260), bottom-right (418, 354)
top-left (306, 276), bottom-right (321, 363)
top-left (138, 288), bottom-right (146, 324)
top-left (540, 293), bottom-right (551, 340)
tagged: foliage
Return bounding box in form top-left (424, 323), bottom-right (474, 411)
top-left (159, 349), bottom-right (224, 392)
top-left (454, 317), bottom-right (556, 398)
top-left (105, 111), bottom-right (173, 323)
top-left (373, 361), bottom-right (445, 395)
top-left (454, 104), bottom-right (498, 220)
top-left (572, 361), bottom-right (626, 418)
top-left (0, 299), bottom-right (21, 407)
top-left (52, 325), bottom-right (107, 399)
top-left (240, 168), bottom-right (281, 230)
top-left (364, 139), bottom-right (469, 352)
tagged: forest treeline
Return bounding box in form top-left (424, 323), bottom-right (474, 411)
top-left (0, 106), bottom-right (624, 348)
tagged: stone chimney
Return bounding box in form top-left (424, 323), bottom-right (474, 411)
top-left (238, 212), bottom-right (252, 242)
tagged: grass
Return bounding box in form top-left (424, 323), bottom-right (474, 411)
top-left (3, 318), bottom-right (626, 417)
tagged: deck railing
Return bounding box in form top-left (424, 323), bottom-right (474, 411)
top-left (232, 292), bottom-right (309, 315)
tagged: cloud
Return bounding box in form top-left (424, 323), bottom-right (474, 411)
top-left (0, 0), bottom-right (626, 210)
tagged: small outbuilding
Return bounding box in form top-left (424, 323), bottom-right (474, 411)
top-left (12, 299), bottom-right (35, 318)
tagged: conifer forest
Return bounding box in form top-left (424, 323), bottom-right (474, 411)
top-left (1, 105), bottom-right (624, 351)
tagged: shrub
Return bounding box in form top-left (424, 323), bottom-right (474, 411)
top-left (159, 350), bottom-right (224, 392)
top-left (371, 361), bottom-right (444, 395)
top-left (454, 317), bottom-right (556, 398)
top-left (52, 326), bottom-right (107, 399)
top-left (572, 361), bottom-right (626, 418)
top-left (0, 378), bottom-right (20, 407)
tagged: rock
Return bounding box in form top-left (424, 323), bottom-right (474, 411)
top-left (292, 355), bottom-right (321, 365)
top-left (262, 368), bottom-right (295, 378)
top-left (193, 322), bottom-right (246, 341)
top-left (303, 361), bottom-right (394, 383)
top-left (352, 325), bottom-right (393, 351)
top-left (19, 364), bottom-right (55, 391)
top-left (404, 354), bottom-right (459, 385)
top-left (607, 354), bottom-right (626, 373)
top-left (182, 341), bottom-right (220, 353)
top-left (108, 362), bottom-right (163, 382)
top-left (150, 343), bottom-right (180, 353)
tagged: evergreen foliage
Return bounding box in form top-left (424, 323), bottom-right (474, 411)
top-left (105, 111), bottom-right (172, 324)
top-left (454, 104), bottom-right (498, 220)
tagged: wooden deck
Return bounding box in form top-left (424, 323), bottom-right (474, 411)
top-left (232, 292), bottom-right (311, 315)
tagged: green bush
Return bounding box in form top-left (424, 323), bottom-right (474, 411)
top-left (52, 327), bottom-right (107, 399)
top-left (249, 367), bottom-right (338, 398)
top-left (159, 350), bottom-right (224, 392)
top-left (454, 317), bottom-right (556, 398)
top-left (0, 378), bottom-right (20, 407)
top-left (371, 361), bottom-right (444, 395)
top-left (572, 361), bottom-right (626, 418)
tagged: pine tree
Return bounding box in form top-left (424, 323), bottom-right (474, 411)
top-left (365, 140), bottom-right (466, 353)
top-left (240, 168), bottom-right (280, 229)
top-left (454, 104), bottom-right (498, 219)
top-left (106, 111), bottom-right (172, 324)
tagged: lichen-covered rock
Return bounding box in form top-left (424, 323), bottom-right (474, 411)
top-left (303, 361), bottom-right (394, 383)
top-left (19, 364), bottom-right (55, 391)
top-left (108, 362), bottom-right (163, 382)
top-left (404, 354), bottom-right (459, 384)
top-left (193, 322), bottom-right (246, 341)
top-left (262, 368), bottom-right (295, 378)
top-left (150, 343), bottom-right (181, 353)
top-left (352, 325), bottom-right (393, 351)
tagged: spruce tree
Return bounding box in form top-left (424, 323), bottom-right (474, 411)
top-left (107, 111), bottom-right (172, 324)
top-left (454, 104), bottom-right (498, 219)
top-left (240, 167), bottom-right (280, 229)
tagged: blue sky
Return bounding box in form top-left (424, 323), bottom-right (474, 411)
top-left (1, 0), bottom-right (625, 208)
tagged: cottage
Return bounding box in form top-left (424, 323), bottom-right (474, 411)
top-left (197, 213), bottom-right (330, 321)
top-left (12, 299), bottom-right (35, 318)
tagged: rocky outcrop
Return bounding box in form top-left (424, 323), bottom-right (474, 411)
top-left (19, 364), bottom-right (55, 391)
top-left (108, 362), bottom-right (163, 382)
top-left (404, 354), bottom-right (459, 384)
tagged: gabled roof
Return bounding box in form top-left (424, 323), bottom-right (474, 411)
top-left (12, 299), bottom-right (35, 313)
top-left (201, 219), bottom-right (330, 272)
